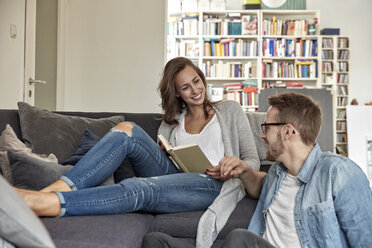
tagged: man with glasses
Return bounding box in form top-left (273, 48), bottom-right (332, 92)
top-left (142, 92), bottom-right (372, 248)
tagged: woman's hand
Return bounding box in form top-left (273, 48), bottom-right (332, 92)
top-left (205, 156), bottom-right (247, 181)
top-left (158, 140), bottom-right (170, 155)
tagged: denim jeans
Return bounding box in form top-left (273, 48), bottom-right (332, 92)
top-left (56, 124), bottom-right (223, 216)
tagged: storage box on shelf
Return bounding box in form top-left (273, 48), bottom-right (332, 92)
top-left (320, 35), bottom-right (350, 156)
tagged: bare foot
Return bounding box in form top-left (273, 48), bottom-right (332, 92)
top-left (14, 188), bottom-right (61, 217)
top-left (40, 179), bottom-right (72, 193)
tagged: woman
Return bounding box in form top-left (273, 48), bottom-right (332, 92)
top-left (16, 57), bottom-right (260, 217)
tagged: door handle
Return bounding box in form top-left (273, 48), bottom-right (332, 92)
top-left (29, 77), bottom-right (47, 85)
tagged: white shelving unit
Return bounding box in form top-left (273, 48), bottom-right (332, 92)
top-left (167, 10), bottom-right (321, 111)
top-left (321, 35), bottom-right (350, 155)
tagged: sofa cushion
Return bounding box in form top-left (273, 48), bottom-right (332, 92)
top-left (18, 102), bottom-right (124, 161)
top-left (0, 175), bottom-right (55, 248)
top-left (151, 196), bottom-right (257, 239)
top-left (42, 214), bottom-right (154, 248)
top-left (8, 151), bottom-right (114, 190)
top-left (60, 129), bottom-right (100, 165)
top-left (0, 124), bottom-right (57, 184)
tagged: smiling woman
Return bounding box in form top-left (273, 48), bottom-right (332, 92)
top-left (15, 57), bottom-right (261, 219)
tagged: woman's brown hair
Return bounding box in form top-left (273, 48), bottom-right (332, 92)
top-left (158, 57), bottom-right (213, 125)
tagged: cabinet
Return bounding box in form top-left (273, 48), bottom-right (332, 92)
top-left (167, 10), bottom-right (321, 111)
top-left (321, 36), bottom-right (350, 156)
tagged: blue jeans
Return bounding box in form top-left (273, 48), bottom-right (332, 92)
top-left (56, 124), bottom-right (223, 216)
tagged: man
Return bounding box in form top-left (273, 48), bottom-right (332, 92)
top-left (142, 92), bottom-right (372, 248)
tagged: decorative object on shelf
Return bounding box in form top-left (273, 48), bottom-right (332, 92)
top-left (321, 28), bottom-right (340, 35)
top-left (351, 98), bottom-right (358, 105)
top-left (262, 0), bottom-right (305, 10)
top-left (242, 0), bottom-right (262, 9)
top-left (262, 0), bottom-right (286, 8)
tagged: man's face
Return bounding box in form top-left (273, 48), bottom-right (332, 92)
top-left (261, 107), bottom-right (285, 162)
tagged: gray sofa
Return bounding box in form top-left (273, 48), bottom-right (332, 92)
top-left (0, 106), bottom-right (271, 248)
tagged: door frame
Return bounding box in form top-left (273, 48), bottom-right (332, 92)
top-left (56, 0), bottom-right (67, 111)
top-left (23, 0), bottom-right (36, 105)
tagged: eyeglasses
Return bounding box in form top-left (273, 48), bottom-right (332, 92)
top-left (260, 123), bottom-right (288, 134)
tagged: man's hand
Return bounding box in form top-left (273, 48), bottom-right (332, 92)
top-left (205, 156), bottom-right (247, 181)
top-left (206, 156), bottom-right (266, 199)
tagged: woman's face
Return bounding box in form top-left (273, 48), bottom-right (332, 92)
top-left (175, 65), bottom-right (206, 108)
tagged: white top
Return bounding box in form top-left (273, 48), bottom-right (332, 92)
top-left (174, 112), bottom-right (224, 166)
top-left (263, 172), bottom-right (301, 248)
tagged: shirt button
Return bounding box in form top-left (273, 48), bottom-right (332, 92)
top-left (262, 210), bottom-right (266, 214)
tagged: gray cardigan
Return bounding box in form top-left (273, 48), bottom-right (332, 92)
top-left (157, 100), bottom-right (260, 171)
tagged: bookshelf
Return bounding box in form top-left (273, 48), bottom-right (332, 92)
top-left (321, 36), bottom-right (350, 156)
top-left (167, 10), bottom-right (321, 112)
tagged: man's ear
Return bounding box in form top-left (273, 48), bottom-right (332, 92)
top-left (283, 124), bottom-right (295, 140)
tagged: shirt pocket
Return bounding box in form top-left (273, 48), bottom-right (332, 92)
top-left (308, 200), bottom-right (339, 240)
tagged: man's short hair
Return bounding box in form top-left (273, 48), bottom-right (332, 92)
top-left (268, 92), bottom-right (322, 145)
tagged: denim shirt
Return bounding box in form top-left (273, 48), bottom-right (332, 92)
top-left (248, 144), bottom-right (372, 248)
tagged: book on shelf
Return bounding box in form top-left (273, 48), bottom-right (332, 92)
top-left (241, 15), bottom-right (257, 35)
top-left (210, 87), bottom-right (224, 101)
top-left (158, 134), bottom-right (213, 173)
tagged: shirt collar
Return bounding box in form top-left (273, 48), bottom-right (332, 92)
top-left (273, 143), bottom-right (322, 184)
top-left (296, 143), bottom-right (322, 183)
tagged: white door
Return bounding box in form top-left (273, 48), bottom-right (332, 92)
top-left (24, 0), bottom-right (46, 105)
top-left (0, 0), bottom-right (41, 108)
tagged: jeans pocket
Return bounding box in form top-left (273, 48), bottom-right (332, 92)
top-left (308, 200), bottom-right (338, 240)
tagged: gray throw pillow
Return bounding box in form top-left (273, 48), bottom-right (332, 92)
top-left (9, 151), bottom-right (114, 190)
top-left (0, 124), bottom-right (57, 184)
top-left (0, 175), bottom-right (55, 248)
top-left (18, 102), bottom-right (124, 161)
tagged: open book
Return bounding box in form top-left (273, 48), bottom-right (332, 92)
top-left (158, 134), bottom-right (213, 173)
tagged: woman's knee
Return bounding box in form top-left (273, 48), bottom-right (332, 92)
top-left (113, 121), bottom-right (134, 136)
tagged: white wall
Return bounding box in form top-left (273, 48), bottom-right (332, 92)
top-left (0, 0), bottom-right (25, 109)
top-left (60, 0), bottom-right (166, 113)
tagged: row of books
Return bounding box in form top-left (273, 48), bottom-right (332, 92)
top-left (322, 62), bottom-right (333, 72)
top-left (338, 38), bottom-right (349, 49)
top-left (322, 38), bottom-right (334, 49)
top-left (262, 59), bottom-right (317, 79)
top-left (337, 97), bottom-right (348, 106)
top-left (336, 121), bottom-right (347, 132)
top-left (262, 17), bottom-right (317, 36)
top-left (322, 50), bottom-right (333, 60)
top-left (337, 50), bottom-right (349, 60)
top-left (338, 85), bottom-right (348, 96)
top-left (203, 14), bottom-right (258, 36)
top-left (336, 144), bottom-right (348, 156)
top-left (168, 39), bottom-right (200, 58)
top-left (202, 61), bottom-right (257, 78)
top-left (337, 62), bottom-right (348, 72)
top-left (322, 38), bottom-right (349, 49)
top-left (322, 74), bottom-right (333, 83)
top-left (168, 14), bottom-right (198, 36)
top-left (208, 82), bottom-right (258, 106)
top-left (337, 109), bottom-right (346, 119)
top-left (337, 74), bottom-right (349, 83)
top-left (262, 38), bottom-right (318, 57)
top-left (337, 133), bottom-right (347, 143)
top-left (204, 39), bottom-right (258, 57)
top-left (262, 81), bottom-right (304, 88)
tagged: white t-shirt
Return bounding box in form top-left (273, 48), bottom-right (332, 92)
top-left (174, 112), bottom-right (224, 166)
top-left (263, 172), bottom-right (301, 248)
